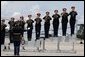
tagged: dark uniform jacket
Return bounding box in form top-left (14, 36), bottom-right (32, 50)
top-left (52, 14), bottom-right (60, 24)
top-left (26, 19), bottom-right (34, 29)
top-left (12, 22), bottom-right (23, 41)
top-left (1, 23), bottom-right (7, 32)
top-left (69, 11), bottom-right (78, 21)
top-left (43, 16), bottom-right (52, 25)
top-left (61, 13), bottom-right (69, 23)
top-left (19, 20), bottom-right (25, 29)
top-left (8, 21), bottom-right (15, 30)
top-left (35, 18), bottom-right (42, 26)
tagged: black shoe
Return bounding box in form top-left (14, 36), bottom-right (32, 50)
top-left (3, 46), bottom-right (6, 51)
top-left (80, 42), bottom-right (83, 44)
top-left (35, 38), bottom-right (39, 41)
top-left (53, 35), bottom-right (55, 37)
top-left (45, 37), bottom-right (48, 38)
top-left (14, 54), bottom-right (20, 56)
top-left (8, 46), bottom-right (10, 50)
top-left (35, 39), bottom-right (37, 41)
top-left (37, 48), bottom-right (41, 52)
top-left (17, 54), bottom-right (20, 56)
top-left (22, 47), bottom-right (25, 50)
top-left (55, 35), bottom-right (58, 37)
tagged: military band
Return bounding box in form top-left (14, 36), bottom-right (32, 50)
top-left (1, 6), bottom-right (78, 55)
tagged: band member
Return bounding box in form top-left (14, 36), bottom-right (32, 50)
top-left (8, 17), bottom-right (15, 43)
top-left (1, 19), bottom-right (7, 50)
top-left (43, 11), bottom-right (52, 38)
top-left (12, 20), bottom-right (23, 56)
top-left (1, 20), bottom-right (7, 45)
top-left (26, 15), bottom-right (34, 41)
top-left (18, 16), bottom-right (26, 50)
top-left (35, 13), bottom-right (42, 40)
top-left (61, 8), bottom-right (69, 36)
top-left (52, 10), bottom-right (60, 37)
top-left (19, 16), bottom-right (25, 37)
top-left (69, 6), bottom-right (78, 36)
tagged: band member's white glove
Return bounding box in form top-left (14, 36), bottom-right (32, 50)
top-left (6, 26), bottom-right (9, 31)
top-left (27, 27), bottom-right (30, 30)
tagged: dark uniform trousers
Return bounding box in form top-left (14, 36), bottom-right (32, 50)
top-left (35, 24), bottom-right (41, 40)
top-left (14, 40), bottom-right (20, 55)
top-left (53, 21), bottom-right (59, 37)
top-left (62, 22), bottom-right (68, 36)
top-left (21, 27), bottom-right (24, 37)
top-left (27, 28), bottom-right (32, 41)
top-left (44, 23), bottom-right (50, 38)
top-left (70, 19), bottom-right (76, 36)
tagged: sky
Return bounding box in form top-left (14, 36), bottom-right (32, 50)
top-left (1, 1), bottom-right (84, 24)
